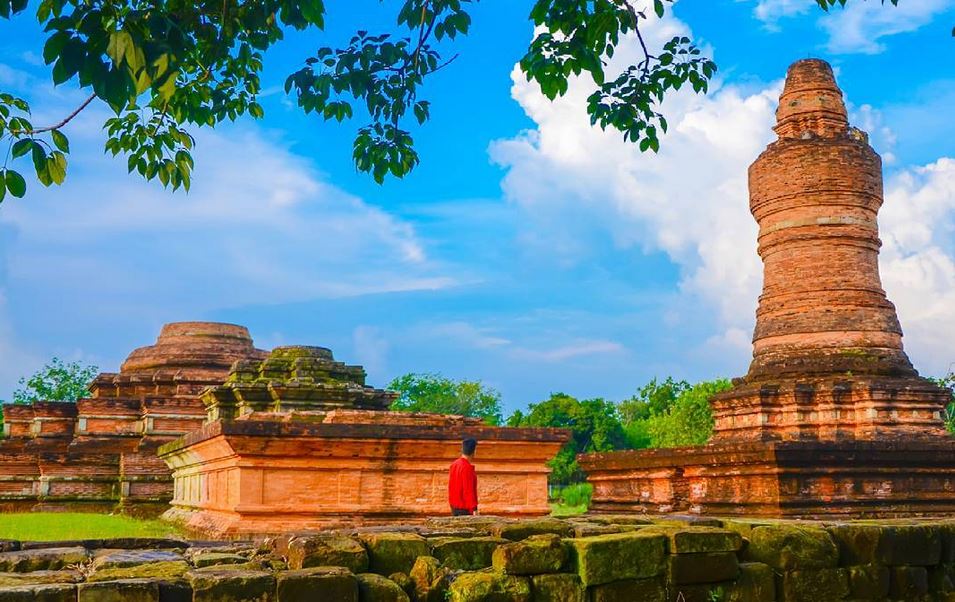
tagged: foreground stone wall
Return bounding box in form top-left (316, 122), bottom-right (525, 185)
top-left (4, 515), bottom-right (955, 600)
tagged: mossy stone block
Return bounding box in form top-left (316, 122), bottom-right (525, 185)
top-left (879, 525), bottom-right (941, 566)
top-left (940, 523), bottom-right (955, 563)
top-left (275, 566), bottom-right (357, 602)
top-left (748, 525), bottom-right (838, 571)
top-left (0, 547), bottom-right (89, 572)
top-left (358, 533), bottom-right (429, 575)
top-left (588, 577), bottom-right (666, 602)
top-left (409, 556), bottom-right (452, 602)
top-left (667, 551), bottom-right (739, 585)
top-left (724, 562), bottom-right (775, 602)
top-left (429, 536), bottom-right (506, 570)
top-left (356, 573), bottom-right (410, 602)
top-left (847, 564), bottom-right (889, 599)
top-left (666, 528), bottom-right (743, 554)
top-left (568, 532), bottom-right (667, 587)
top-left (0, 583), bottom-right (76, 602)
top-left (583, 515), bottom-right (653, 527)
top-left (78, 579), bottom-right (161, 602)
top-left (0, 570), bottom-right (82, 587)
top-left (388, 572), bottom-right (414, 597)
top-left (492, 534), bottom-right (567, 575)
top-left (889, 566), bottom-right (929, 599)
top-left (192, 553), bottom-right (248, 568)
top-left (529, 573), bottom-right (585, 602)
top-left (287, 535), bottom-right (369, 572)
top-left (930, 563), bottom-right (955, 594)
top-left (88, 560), bottom-right (191, 582)
top-left (778, 568), bottom-right (849, 602)
top-left (188, 568), bottom-right (276, 602)
top-left (825, 524), bottom-right (882, 565)
top-left (447, 572), bottom-right (531, 602)
top-left (492, 519), bottom-right (573, 541)
top-left (570, 524), bottom-right (632, 538)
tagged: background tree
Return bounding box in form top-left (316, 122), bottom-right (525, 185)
top-left (620, 377), bottom-right (731, 449)
top-left (0, 358), bottom-right (98, 436)
top-left (387, 372), bottom-right (503, 425)
top-left (508, 392), bottom-right (629, 485)
top-left (0, 0), bottom-right (920, 201)
top-left (12, 357), bottom-right (99, 404)
top-left (929, 373), bottom-right (955, 435)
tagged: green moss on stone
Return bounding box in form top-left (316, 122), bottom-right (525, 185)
top-left (667, 551), bottom-right (739, 585)
top-left (447, 571), bottom-right (531, 602)
top-left (77, 579), bottom-right (161, 602)
top-left (0, 547), bottom-right (89, 572)
top-left (0, 583), bottom-right (76, 602)
top-left (879, 525), bottom-right (942, 566)
top-left (491, 534), bottom-right (566, 576)
top-left (492, 519), bottom-right (573, 541)
top-left (724, 562), bottom-right (775, 602)
top-left (0, 570), bottom-right (82, 587)
top-left (287, 535), bottom-right (368, 572)
top-left (661, 527), bottom-right (743, 554)
top-left (747, 525), bottom-right (838, 571)
top-left (88, 560), bottom-right (191, 582)
top-left (889, 566), bottom-right (929, 599)
top-left (275, 566), bottom-right (357, 602)
top-left (825, 523), bottom-right (883, 565)
top-left (187, 568), bottom-right (275, 602)
top-left (358, 533), bottom-right (429, 576)
top-left (409, 556), bottom-right (452, 602)
top-left (428, 537), bottom-right (505, 570)
top-left (588, 577), bottom-right (665, 602)
top-left (847, 564), bottom-right (889, 599)
top-left (779, 568), bottom-right (849, 602)
top-left (528, 573), bottom-right (585, 602)
top-left (356, 573), bottom-right (410, 602)
top-left (192, 553), bottom-right (248, 569)
top-left (567, 532), bottom-right (667, 587)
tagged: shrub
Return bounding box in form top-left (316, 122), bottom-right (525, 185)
top-left (558, 483), bottom-right (593, 508)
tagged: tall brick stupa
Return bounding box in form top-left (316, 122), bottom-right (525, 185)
top-left (580, 59), bottom-right (955, 517)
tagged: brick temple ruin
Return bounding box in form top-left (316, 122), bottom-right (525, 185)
top-left (0, 323), bottom-right (567, 536)
top-left (581, 59), bottom-right (955, 518)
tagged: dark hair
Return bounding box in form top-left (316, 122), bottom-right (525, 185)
top-left (462, 438), bottom-right (477, 456)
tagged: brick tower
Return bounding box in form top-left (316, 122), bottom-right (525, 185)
top-left (580, 60), bottom-right (955, 517)
top-left (709, 59), bottom-right (950, 442)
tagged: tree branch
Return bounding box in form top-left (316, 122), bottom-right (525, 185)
top-left (27, 94), bottom-right (97, 135)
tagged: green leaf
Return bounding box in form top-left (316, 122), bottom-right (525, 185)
top-left (11, 138), bottom-right (31, 158)
top-left (0, 174), bottom-right (5, 203)
top-left (47, 152), bottom-right (67, 185)
top-left (4, 169), bottom-right (26, 198)
top-left (654, 0), bottom-right (665, 18)
top-left (51, 130), bottom-right (69, 153)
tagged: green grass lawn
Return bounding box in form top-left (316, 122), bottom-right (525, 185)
top-left (549, 502), bottom-right (588, 517)
top-left (0, 513), bottom-right (184, 541)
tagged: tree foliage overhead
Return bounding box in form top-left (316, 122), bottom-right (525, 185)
top-left (1, 0), bottom-right (923, 201)
top-left (10, 357), bottom-right (99, 404)
top-left (387, 372), bottom-right (503, 425)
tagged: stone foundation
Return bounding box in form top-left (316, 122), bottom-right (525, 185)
top-left (4, 515), bottom-right (955, 601)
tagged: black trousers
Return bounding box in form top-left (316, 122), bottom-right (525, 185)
top-left (451, 507), bottom-right (474, 516)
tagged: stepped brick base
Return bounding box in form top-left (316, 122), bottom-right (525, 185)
top-left (711, 376), bottom-right (951, 442)
top-left (580, 439), bottom-right (955, 518)
top-left (159, 413), bottom-right (568, 537)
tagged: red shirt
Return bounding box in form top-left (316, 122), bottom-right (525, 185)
top-left (448, 456), bottom-right (478, 512)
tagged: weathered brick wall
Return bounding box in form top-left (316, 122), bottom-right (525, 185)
top-left (2, 515), bottom-right (955, 601)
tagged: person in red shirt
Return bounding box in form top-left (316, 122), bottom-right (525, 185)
top-left (448, 438), bottom-right (478, 516)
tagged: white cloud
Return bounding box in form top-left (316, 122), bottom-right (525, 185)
top-left (880, 158), bottom-right (955, 376)
top-left (492, 14), bottom-right (777, 365)
top-left (819, 0), bottom-right (954, 54)
top-left (752, 0), bottom-right (813, 29)
top-left (510, 339), bottom-right (625, 363)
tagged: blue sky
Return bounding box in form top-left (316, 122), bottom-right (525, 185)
top-left (1, 1), bottom-right (954, 415)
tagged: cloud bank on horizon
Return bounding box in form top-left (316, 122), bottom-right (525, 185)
top-left (0, 1), bottom-right (954, 408)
